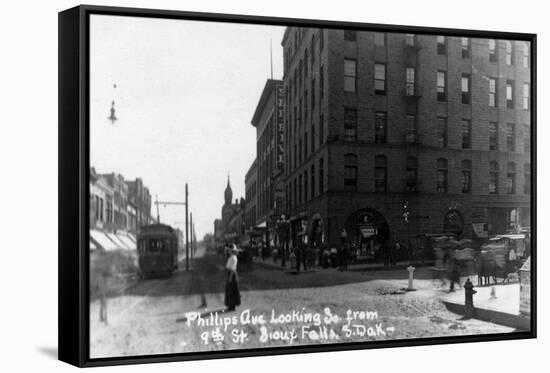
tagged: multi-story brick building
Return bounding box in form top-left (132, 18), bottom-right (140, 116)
top-left (126, 177), bottom-right (152, 229)
top-left (100, 172), bottom-right (129, 232)
top-left (244, 159), bottom-right (258, 231)
top-left (281, 27), bottom-right (531, 259)
top-left (250, 79), bottom-right (285, 246)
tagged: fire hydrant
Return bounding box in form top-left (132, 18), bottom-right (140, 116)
top-left (464, 278), bottom-right (477, 318)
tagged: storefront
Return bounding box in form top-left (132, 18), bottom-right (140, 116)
top-left (344, 208), bottom-right (390, 261)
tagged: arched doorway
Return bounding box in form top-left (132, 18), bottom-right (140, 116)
top-left (344, 208), bottom-right (390, 261)
top-left (443, 209), bottom-right (464, 236)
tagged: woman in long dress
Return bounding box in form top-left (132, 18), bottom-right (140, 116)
top-left (224, 246), bottom-right (241, 311)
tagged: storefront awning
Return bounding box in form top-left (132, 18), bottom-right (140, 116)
top-left (90, 230), bottom-right (119, 251)
top-left (256, 221), bottom-right (267, 228)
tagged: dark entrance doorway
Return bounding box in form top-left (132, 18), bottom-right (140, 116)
top-left (344, 208), bottom-right (390, 262)
top-left (443, 209), bottom-right (464, 237)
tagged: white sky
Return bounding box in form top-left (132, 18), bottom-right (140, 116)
top-left (90, 15), bottom-right (284, 239)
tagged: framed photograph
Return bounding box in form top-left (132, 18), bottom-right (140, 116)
top-left (59, 4), bottom-right (536, 367)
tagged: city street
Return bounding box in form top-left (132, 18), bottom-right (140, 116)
top-left (90, 249), bottom-right (513, 358)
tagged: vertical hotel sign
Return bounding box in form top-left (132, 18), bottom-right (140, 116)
top-left (275, 84), bottom-right (285, 171)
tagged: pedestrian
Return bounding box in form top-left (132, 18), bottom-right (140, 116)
top-left (342, 243), bottom-right (349, 271)
top-left (301, 243), bottom-right (308, 272)
top-left (295, 244), bottom-right (302, 273)
top-left (224, 246), bottom-right (241, 312)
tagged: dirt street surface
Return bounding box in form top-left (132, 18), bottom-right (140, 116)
top-left (90, 252), bottom-right (513, 358)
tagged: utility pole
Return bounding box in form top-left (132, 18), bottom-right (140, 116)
top-left (185, 183), bottom-right (189, 272)
top-left (153, 188), bottom-right (189, 271)
top-left (190, 212), bottom-right (193, 259)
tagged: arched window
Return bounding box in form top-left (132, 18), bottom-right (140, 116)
top-left (461, 160), bottom-right (472, 193)
top-left (344, 154), bottom-right (358, 192)
top-left (489, 161), bottom-right (499, 194)
top-left (505, 40), bottom-right (513, 65)
top-left (437, 158), bottom-right (448, 193)
top-left (375, 155), bottom-right (387, 192)
top-left (507, 162), bottom-right (516, 194)
top-left (405, 156), bottom-right (418, 192)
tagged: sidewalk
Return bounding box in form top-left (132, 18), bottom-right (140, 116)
top-left (439, 282), bottom-right (530, 330)
top-left (252, 256), bottom-right (421, 272)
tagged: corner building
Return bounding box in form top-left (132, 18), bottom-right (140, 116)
top-left (281, 27), bottom-right (531, 259)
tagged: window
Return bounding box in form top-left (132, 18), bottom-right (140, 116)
top-left (406, 114), bottom-right (417, 143)
top-left (311, 164), bottom-right (315, 198)
top-left (375, 111), bottom-right (387, 144)
top-left (311, 35), bottom-right (315, 65)
top-left (311, 122), bottom-right (315, 153)
top-left (298, 174), bottom-right (302, 204)
top-left (311, 79), bottom-right (315, 111)
top-left (437, 117), bottom-right (447, 147)
top-left (506, 80), bottom-right (514, 109)
top-left (461, 74), bottom-right (471, 104)
top-left (506, 123), bottom-right (515, 152)
top-left (462, 119), bottom-right (471, 149)
top-left (303, 48), bottom-right (309, 74)
top-left (524, 163), bottom-right (531, 194)
top-left (304, 131), bottom-right (308, 157)
top-left (461, 37), bottom-right (470, 58)
top-left (489, 161), bottom-right (499, 194)
top-left (298, 139), bottom-right (302, 164)
top-left (437, 35), bottom-right (446, 55)
top-left (436, 158), bottom-right (448, 193)
top-left (524, 124), bottom-right (530, 153)
top-left (405, 156), bottom-right (418, 192)
top-left (344, 154), bottom-right (358, 192)
top-left (375, 63), bottom-right (386, 95)
top-left (319, 158), bottom-right (324, 194)
top-left (319, 114), bottom-right (324, 146)
top-left (293, 143), bottom-right (297, 169)
top-left (319, 29), bottom-right (324, 50)
top-left (489, 39), bottom-right (497, 62)
top-left (406, 67), bottom-right (415, 96)
top-left (506, 162), bottom-right (516, 194)
top-left (344, 59), bottom-right (357, 92)
top-left (344, 30), bottom-right (356, 41)
top-left (299, 59), bottom-right (303, 87)
top-left (523, 42), bottom-right (530, 68)
top-left (405, 34), bottom-right (415, 47)
top-left (437, 71), bottom-right (447, 101)
top-left (375, 155), bottom-right (387, 192)
top-left (304, 90), bottom-right (308, 122)
top-left (505, 41), bottom-right (513, 65)
top-left (489, 78), bottom-right (497, 107)
top-left (374, 32), bottom-right (385, 46)
top-left (320, 65), bottom-right (324, 99)
top-left (462, 160), bottom-right (472, 193)
top-left (304, 170), bottom-right (308, 201)
top-left (344, 108), bottom-right (357, 142)
top-left (523, 83), bottom-right (530, 110)
top-left (489, 122), bottom-right (499, 151)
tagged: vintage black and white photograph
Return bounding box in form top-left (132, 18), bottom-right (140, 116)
top-left (87, 13), bottom-right (533, 359)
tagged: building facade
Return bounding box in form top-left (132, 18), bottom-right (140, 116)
top-left (281, 27), bottom-right (531, 258)
top-left (126, 178), bottom-right (152, 229)
top-left (250, 79), bottom-right (285, 247)
top-left (244, 159), bottom-right (258, 231)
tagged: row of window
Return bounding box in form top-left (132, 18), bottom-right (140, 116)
top-left (286, 158), bottom-right (324, 211)
top-left (343, 60), bottom-right (530, 110)
top-left (344, 31), bottom-right (530, 68)
top-left (341, 156), bottom-right (530, 195)
top-left (286, 155), bottom-right (531, 212)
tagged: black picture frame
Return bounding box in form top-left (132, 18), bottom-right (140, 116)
top-left (59, 4), bottom-right (537, 367)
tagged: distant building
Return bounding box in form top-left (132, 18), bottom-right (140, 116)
top-left (126, 178), bottom-right (152, 228)
top-left (214, 219), bottom-right (224, 248)
top-left (281, 27), bottom-right (531, 257)
top-left (100, 173), bottom-right (129, 232)
top-left (90, 168), bottom-right (114, 231)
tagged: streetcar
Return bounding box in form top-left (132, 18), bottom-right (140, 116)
top-left (137, 223), bottom-right (179, 278)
